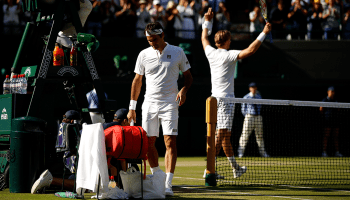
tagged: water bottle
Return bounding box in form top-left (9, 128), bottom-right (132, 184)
top-left (3, 75), bottom-right (10, 94)
top-left (10, 75), bottom-right (17, 94)
top-left (17, 75), bottom-right (22, 94)
top-left (22, 74), bottom-right (27, 94)
top-left (15, 75), bottom-right (20, 94)
top-left (108, 176), bottom-right (117, 189)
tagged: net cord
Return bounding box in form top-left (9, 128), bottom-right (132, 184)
top-left (220, 98), bottom-right (350, 108)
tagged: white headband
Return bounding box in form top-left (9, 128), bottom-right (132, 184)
top-left (145, 29), bottom-right (163, 36)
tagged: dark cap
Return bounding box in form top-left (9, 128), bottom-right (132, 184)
top-left (64, 110), bottom-right (80, 120)
top-left (114, 108), bottom-right (128, 120)
top-left (328, 86), bottom-right (335, 91)
top-left (248, 82), bottom-right (257, 87)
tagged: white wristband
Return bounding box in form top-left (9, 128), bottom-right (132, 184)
top-left (129, 100), bottom-right (137, 110)
top-left (257, 32), bottom-right (266, 42)
top-left (202, 20), bottom-right (213, 36)
top-left (202, 21), bottom-right (211, 29)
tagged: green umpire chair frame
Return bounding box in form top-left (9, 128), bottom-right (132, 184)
top-left (9, 0), bottom-right (117, 194)
top-left (12, 0), bottom-right (115, 122)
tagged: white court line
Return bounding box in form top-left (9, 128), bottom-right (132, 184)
top-left (178, 186), bottom-right (312, 200)
top-left (174, 177), bottom-right (203, 181)
top-left (174, 177), bottom-right (350, 193)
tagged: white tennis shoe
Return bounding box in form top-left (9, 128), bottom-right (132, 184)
top-left (31, 169), bottom-right (53, 194)
top-left (233, 166), bottom-right (247, 179)
top-left (165, 187), bottom-right (174, 196)
top-left (202, 169), bottom-right (225, 179)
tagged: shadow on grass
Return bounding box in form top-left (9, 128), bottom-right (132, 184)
top-left (166, 185), bottom-right (350, 199)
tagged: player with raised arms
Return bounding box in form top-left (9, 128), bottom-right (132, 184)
top-left (201, 8), bottom-right (271, 178)
top-left (127, 22), bottom-right (193, 196)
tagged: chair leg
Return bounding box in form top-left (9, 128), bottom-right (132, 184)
top-left (62, 167), bottom-right (66, 191)
top-left (141, 160), bottom-right (143, 200)
top-left (97, 175), bottom-right (101, 200)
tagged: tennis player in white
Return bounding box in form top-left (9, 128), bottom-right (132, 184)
top-left (127, 22), bottom-right (193, 196)
top-left (201, 8), bottom-right (271, 179)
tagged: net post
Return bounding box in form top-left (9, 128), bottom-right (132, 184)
top-left (205, 96), bottom-right (217, 186)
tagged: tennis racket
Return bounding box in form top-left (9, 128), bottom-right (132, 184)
top-left (259, 0), bottom-right (273, 43)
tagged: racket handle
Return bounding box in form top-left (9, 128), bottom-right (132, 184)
top-left (130, 119), bottom-right (135, 126)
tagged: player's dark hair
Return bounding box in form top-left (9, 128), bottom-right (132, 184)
top-left (144, 22), bottom-right (164, 36)
top-left (215, 30), bottom-right (231, 48)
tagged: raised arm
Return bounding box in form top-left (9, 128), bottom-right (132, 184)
top-left (201, 8), bottom-right (214, 50)
top-left (127, 73), bottom-right (143, 123)
top-left (237, 23), bottom-right (271, 60)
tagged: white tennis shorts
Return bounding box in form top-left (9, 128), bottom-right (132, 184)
top-left (142, 101), bottom-right (179, 137)
top-left (216, 96), bottom-right (235, 131)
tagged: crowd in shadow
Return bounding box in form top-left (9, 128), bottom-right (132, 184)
top-left (2, 0), bottom-right (350, 40)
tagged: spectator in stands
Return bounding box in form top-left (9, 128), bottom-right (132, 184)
top-left (238, 82), bottom-right (270, 158)
top-left (291, 0), bottom-right (310, 7)
top-left (287, 0), bottom-right (308, 40)
top-left (343, 7), bottom-right (350, 39)
top-left (112, 0), bottom-right (120, 7)
top-left (115, 0), bottom-right (137, 37)
top-left (101, 0), bottom-right (115, 37)
top-left (322, 0), bottom-right (341, 40)
top-left (320, 86), bottom-right (343, 157)
top-left (158, 0), bottom-right (174, 8)
top-left (215, 1), bottom-right (230, 31)
top-left (3, 0), bottom-right (21, 35)
top-left (270, 1), bottom-right (288, 39)
top-left (208, 0), bottom-right (225, 13)
top-left (136, 0), bottom-right (151, 38)
top-left (335, 0), bottom-right (344, 17)
top-left (146, 0), bottom-right (153, 11)
top-left (149, 0), bottom-right (166, 29)
top-left (86, 0), bottom-right (103, 37)
top-left (344, 0), bottom-right (350, 10)
top-left (177, 0), bottom-right (196, 39)
top-left (165, 0), bottom-right (181, 39)
top-left (249, 6), bottom-right (265, 38)
top-left (307, 0), bottom-right (324, 39)
top-left (320, 0), bottom-right (328, 9)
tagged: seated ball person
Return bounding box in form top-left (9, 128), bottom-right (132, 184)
top-left (31, 109), bottom-right (133, 193)
top-left (32, 110), bottom-right (82, 194)
top-left (103, 108), bottom-right (130, 187)
top-left (103, 108), bottom-right (140, 188)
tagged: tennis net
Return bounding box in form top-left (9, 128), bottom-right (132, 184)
top-left (206, 97), bottom-right (350, 186)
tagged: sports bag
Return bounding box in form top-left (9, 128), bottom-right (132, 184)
top-left (104, 125), bottom-right (148, 160)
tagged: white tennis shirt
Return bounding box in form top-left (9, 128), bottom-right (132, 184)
top-left (135, 43), bottom-right (191, 102)
top-left (205, 45), bottom-right (241, 98)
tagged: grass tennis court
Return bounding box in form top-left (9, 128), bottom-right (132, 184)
top-left (1, 157), bottom-right (350, 199)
